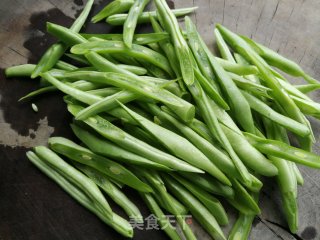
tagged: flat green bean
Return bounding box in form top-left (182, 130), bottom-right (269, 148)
top-left (33, 146), bottom-right (113, 220)
top-left (31, 0), bottom-right (94, 78)
top-left (71, 124), bottom-right (170, 170)
top-left (67, 104), bottom-right (202, 173)
top-left (163, 175), bottom-right (226, 240)
top-left (244, 132), bottom-right (320, 168)
top-left (120, 102), bottom-right (231, 186)
top-left (48, 137), bottom-right (152, 192)
top-left (72, 40), bottom-right (174, 76)
top-left (154, 0), bottom-right (194, 85)
top-left (92, 0), bottom-right (134, 23)
top-left (171, 174), bottom-right (228, 225)
top-left (123, 0), bottom-right (150, 48)
top-left (75, 163), bottom-right (143, 222)
top-left (27, 151), bottom-right (133, 238)
top-left (106, 7), bottom-right (198, 25)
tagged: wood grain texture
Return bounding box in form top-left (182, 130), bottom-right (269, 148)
top-left (0, 0), bottom-right (319, 239)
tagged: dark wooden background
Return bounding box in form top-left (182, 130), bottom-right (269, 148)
top-left (0, 0), bottom-right (319, 239)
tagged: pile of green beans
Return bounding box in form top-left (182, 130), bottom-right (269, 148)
top-left (5, 0), bottom-right (320, 239)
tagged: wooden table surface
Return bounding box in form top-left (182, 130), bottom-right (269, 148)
top-left (0, 0), bottom-right (319, 239)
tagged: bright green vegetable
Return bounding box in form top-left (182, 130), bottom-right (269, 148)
top-left (60, 71), bottom-right (195, 122)
top-left (140, 192), bottom-right (181, 240)
top-left (163, 175), bottom-right (226, 240)
top-left (31, 0), bottom-right (94, 78)
top-left (71, 124), bottom-right (170, 170)
top-left (123, 0), bottom-right (150, 48)
top-left (242, 35), bottom-right (318, 84)
top-left (71, 40), bottom-right (174, 76)
top-left (81, 32), bottom-right (169, 45)
top-left (171, 174), bottom-right (229, 225)
top-left (67, 103), bottom-right (203, 173)
top-left (242, 91), bottom-right (311, 137)
top-left (178, 172), bottom-right (234, 198)
top-left (92, 0), bottom-right (134, 23)
top-left (106, 7), bottom-right (198, 25)
top-left (33, 146), bottom-right (113, 221)
top-left (27, 151), bottom-right (133, 237)
top-left (119, 102), bottom-right (231, 186)
top-left (245, 132), bottom-right (320, 168)
top-left (215, 57), bottom-right (259, 75)
top-left (48, 137), bottom-right (152, 192)
top-left (186, 18), bottom-right (255, 134)
top-left (154, 0), bottom-right (194, 85)
top-left (136, 170), bottom-right (196, 240)
top-left (75, 163), bottom-right (143, 222)
top-left (216, 24), bottom-right (312, 151)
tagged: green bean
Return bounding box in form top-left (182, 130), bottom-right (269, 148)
top-left (136, 170), bottom-right (196, 240)
top-left (154, 0), bottom-right (194, 85)
top-left (19, 86), bottom-right (57, 102)
top-left (92, 0), bottom-right (134, 23)
top-left (228, 193), bottom-right (259, 240)
top-left (138, 59), bottom-right (172, 79)
top-left (188, 80), bottom-right (252, 186)
top-left (171, 174), bottom-right (228, 225)
top-left (185, 19), bottom-right (221, 93)
top-left (86, 87), bottom-right (120, 97)
top-left (242, 91), bottom-right (310, 137)
top-left (116, 64), bottom-right (147, 75)
top-left (149, 16), bottom-right (186, 91)
top-left (293, 164), bottom-right (304, 185)
top-left (123, 0), bottom-right (150, 48)
top-left (186, 19), bottom-right (255, 134)
top-left (42, 72), bottom-right (102, 104)
top-left (228, 72), bottom-right (272, 98)
top-left (72, 40), bottom-right (174, 76)
top-left (194, 68), bottom-right (229, 110)
top-left (27, 151), bottom-right (133, 237)
top-left (242, 35), bottom-right (317, 84)
top-left (295, 83), bottom-right (320, 94)
top-left (214, 28), bottom-right (236, 62)
top-left (60, 71), bottom-right (195, 122)
top-left (277, 78), bottom-right (312, 102)
top-left (262, 118), bottom-right (298, 233)
top-left (140, 76), bottom-right (183, 97)
top-left (5, 64), bottom-right (36, 77)
top-left (147, 104), bottom-right (244, 179)
top-left (221, 124), bottom-right (278, 176)
top-left (151, 190), bottom-right (189, 216)
top-left (216, 24), bottom-right (311, 150)
top-left (106, 7), bottom-right (198, 25)
top-left (76, 90), bottom-right (138, 120)
top-left (215, 57), bottom-right (259, 75)
top-left (291, 95), bottom-right (320, 118)
top-left (140, 192), bottom-right (181, 240)
top-left (33, 146), bottom-right (113, 220)
top-left (31, 0), bottom-right (94, 78)
top-left (55, 60), bottom-right (78, 71)
top-left (75, 163), bottom-right (143, 222)
top-left (244, 132), bottom-right (320, 168)
top-left (65, 53), bottom-right (90, 65)
top-left (46, 22), bottom-right (87, 45)
top-left (178, 172), bottom-right (234, 198)
top-left (68, 103), bottom-right (202, 173)
top-left (229, 178), bottom-right (260, 214)
top-left (119, 102), bottom-right (231, 186)
top-left (81, 32), bottom-right (169, 45)
top-left (163, 175), bottom-right (226, 240)
top-left (71, 124), bottom-right (170, 170)
top-left (48, 137), bottom-right (151, 192)
top-left (123, 125), bottom-right (165, 150)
